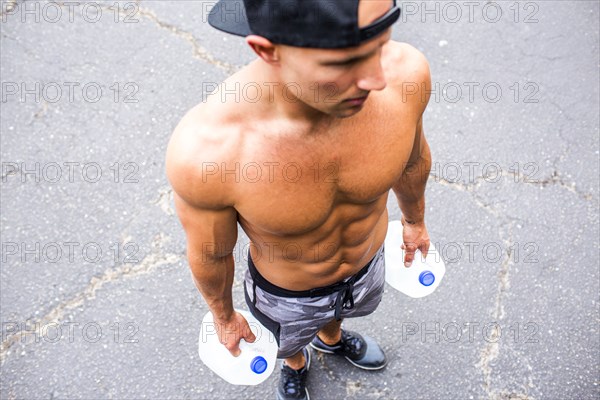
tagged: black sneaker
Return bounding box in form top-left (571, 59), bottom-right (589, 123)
top-left (276, 347), bottom-right (311, 400)
top-left (310, 329), bottom-right (387, 370)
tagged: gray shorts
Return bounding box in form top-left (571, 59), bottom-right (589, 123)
top-left (244, 244), bottom-right (386, 359)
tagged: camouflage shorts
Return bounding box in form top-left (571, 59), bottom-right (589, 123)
top-left (244, 244), bottom-right (386, 359)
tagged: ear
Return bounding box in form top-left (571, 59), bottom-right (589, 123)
top-left (245, 35), bottom-right (280, 65)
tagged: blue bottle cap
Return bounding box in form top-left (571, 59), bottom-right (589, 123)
top-left (250, 356), bottom-right (268, 374)
top-left (419, 271), bottom-right (435, 287)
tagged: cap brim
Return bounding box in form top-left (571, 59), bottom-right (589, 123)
top-left (208, 0), bottom-right (252, 37)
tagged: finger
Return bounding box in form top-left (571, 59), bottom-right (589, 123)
top-left (219, 331), bottom-right (241, 357)
top-left (421, 242), bottom-right (430, 259)
top-left (245, 328), bottom-right (257, 343)
top-left (226, 340), bottom-right (241, 357)
top-left (403, 246), bottom-right (416, 267)
top-left (237, 316), bottom-right (256, 343)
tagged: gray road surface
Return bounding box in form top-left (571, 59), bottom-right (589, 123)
top-left (1, 1), bottom-right (599, 399)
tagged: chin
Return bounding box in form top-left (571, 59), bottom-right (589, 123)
top-left (335, 108), bottom-right (363, 119)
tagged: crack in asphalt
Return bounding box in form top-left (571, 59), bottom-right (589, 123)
top-left (475, 222), bottom-right (513, 397)
top-left (0, 233), bottom-right (183, 365)
top-left (154, 187), bottom-right (175, 216)
top-left (0, 0), bottom-right (18, 19)
top-left (468, 215), bottom-right (537, 400)
top-left (432, 166), bottom-right (595, 203)
top-left (431, 171), bottom-right (539, 398)
top-left (26, 100), bottom-right (50, 125)
top-left (0, 164), bottom-right (20, 181)
top-left (1, 1), bottom-right (240, 75)
top-left (134, 5), bottom-right (240, 75)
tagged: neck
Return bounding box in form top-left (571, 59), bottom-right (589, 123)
top-left (250, 59), bottom-right (341, 132)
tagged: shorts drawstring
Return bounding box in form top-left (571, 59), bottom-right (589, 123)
top-left (333, 281), bottom-right (356, 321)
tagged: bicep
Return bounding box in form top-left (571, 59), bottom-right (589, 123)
top-left (173, 192), bottom-right (238, 260)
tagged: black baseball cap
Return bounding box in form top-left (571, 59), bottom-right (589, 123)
top-left (208, 0), bottom-right (401, 49)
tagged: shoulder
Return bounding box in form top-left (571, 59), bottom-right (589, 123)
top-left (383, 41), bottom-right (431, 85)
top-left (382, 41), bottom-right (432, 112)
top-left (166, 101), bottom-right (242, 209)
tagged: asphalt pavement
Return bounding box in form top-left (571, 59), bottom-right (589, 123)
top-left (1, 1), bottom-right (599, 399)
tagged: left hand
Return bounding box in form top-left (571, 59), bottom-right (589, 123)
top-left (400, 217), bottom-right (430, 267)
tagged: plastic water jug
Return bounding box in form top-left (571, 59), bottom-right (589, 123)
top-left (384, 220), bottom-right (446, 298)
top-left (197, 309), bottom-right (278, 385)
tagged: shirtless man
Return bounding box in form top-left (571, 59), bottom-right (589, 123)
top-left (166, 1), bottom-right (432, 398)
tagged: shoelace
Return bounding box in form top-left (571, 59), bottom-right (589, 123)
top-left (341, 331), bottom-right (364, 358)
top-left (281, 365), bottom-right (306, 395)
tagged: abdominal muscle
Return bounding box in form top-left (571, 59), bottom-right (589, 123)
top-left (243, 199), bottom-right (389, 291)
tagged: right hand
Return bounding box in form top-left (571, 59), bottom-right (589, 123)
top-left (214, 311), bottom-right (256, 357)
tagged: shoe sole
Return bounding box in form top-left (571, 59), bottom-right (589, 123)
top-left (276, 390), bottom-right (310, 400)
top-left (304, 347), bottom-right (311, 400)
top-left (276, 392), bottom-right (310, 400)
top-left (304, 346), bottom-right (312, 372)
top-left (309, 343), bottom-right (387, 371)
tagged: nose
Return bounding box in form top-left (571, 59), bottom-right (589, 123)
top-left (356, 56), bottom-right (387, 92)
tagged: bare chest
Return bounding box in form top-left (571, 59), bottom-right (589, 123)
top-left (232, 101), bottom-right (416, 235)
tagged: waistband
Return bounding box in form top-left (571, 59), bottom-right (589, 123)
top-left (246, 246), bottom-right (381, 299)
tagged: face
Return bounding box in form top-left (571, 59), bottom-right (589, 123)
top-left (275, 0), bottom-right (394, 118)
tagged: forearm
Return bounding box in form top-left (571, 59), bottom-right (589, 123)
top-left (188, 250), bottom-right (235, 322)
top-left (392, 148), bottom-right (432, 223)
